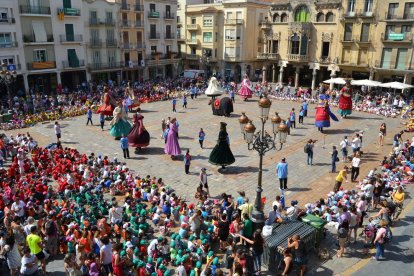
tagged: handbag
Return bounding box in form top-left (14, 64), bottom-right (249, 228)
top-left (335, 157), bottom-right (339, 162)
top-left (262, 225), bottom-right (273, 237)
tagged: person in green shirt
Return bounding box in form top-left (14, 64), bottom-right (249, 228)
top-left (26, 226), bottom-right (47, 274)
top-left (242, 213), bottom-right (253, 240)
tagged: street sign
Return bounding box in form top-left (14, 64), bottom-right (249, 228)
top-left (7, 64), bottom-right (16, 71)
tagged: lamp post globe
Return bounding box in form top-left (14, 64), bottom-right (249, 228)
top-left (278, 120), bottom-right (289, 144)
top-left (238, 112), bottom-right (249, 135)
top-left (271, 112), bottom-right (281, 136)
top-left (244, 120), bottom-right (256, 144)
top-left (258, 96), bottom-right (272, 120)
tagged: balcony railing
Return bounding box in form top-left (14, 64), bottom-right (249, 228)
top-left (287, 54), bottom-right (309, 62)
top-left (260, 21), bottom-right (271, 29)
top-left (319, 56), bottom-right (332, 64)
top-left (60, 34), bottom-right (83, 43)
top-left (106, 39), bottom-right (118, 47)
top-left (89, 39), bottom-right (103, 48)
top-left (58, 7), bottom-right (81, 16)
top-left (186, 24), bottom-right (198, 30)
top-left (20, 5), bottom-right (51, 15)
top-left (148, 32), bottom-right (160, 39)
top-left (105, 19), bottom-right (115, 26)
top-left (381, 32), bottom-right (413, 42)
top-left (122, 43), bottom-right (135, 49)
top-left (0, 17), bottom-right (15, 24)
top-left (135, 20), bottom-right (144, 27)
top-left (288, 22), bottom-right (311, 31)
top-left (120, 4), bottom-right (130, 11)
top-left (87, 62), bottom-right (123, 70)
top-left (165, 34), bottom-right (175, 39)
top-left (186, 39), bottom-right (199, 45)
top-left (120, 20), bottom-right (132, 27)
top-left (256, 52), bottom-right (279, 59)
top-left (224, 19), bottom-right (243, 25)
top-left (62, 60), bottom-right (85, 68)
top-left (134, 5), bottom-right (144, 12)
top-left (148, 11), bottom-right (160, 18)
top-left (186, 54), bottom-right (199, 60)
top-left (89, 18), bottom-right (100, 26)
top-left (357, 9), bottom-right (374, 17)
top-left (23, 35), bottom-right (54, 43)
top-left (257, 52), bottom-right (268, 59)
top-left (177, 34), bottom-right (185, 41)
top-left (344, 11), bottom-right (357, 17)
top-left (136, 42), bottom-right (144, 49)
top-left (385, 12), bottom-right (414, 20)
top-left (0, 42), bottom-right (18, 48)
top-left (164, 12), bottom-right (175, 19)
top-left (27, 61), bottom-right (56, 70)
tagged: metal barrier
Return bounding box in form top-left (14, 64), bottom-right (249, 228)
top-left (262, 221), bottom-right (318, 273)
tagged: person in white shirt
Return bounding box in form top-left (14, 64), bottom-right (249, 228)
top-left (339, 136), bottom-right (349, 162)
top-left (108, 203), bottom-right (123, 224)
top-left (11, 197), bottom-right (25, 219)
top-left (351, 134), bottom-right (361, 155)
top-left (351, 153), bottom-right (361, 182)
top-left (361, 181), bottom-right (374, 209)
top-left (54, 121), bottom-right (61, 143)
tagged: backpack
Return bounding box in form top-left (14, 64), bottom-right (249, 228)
top-left (337, 227), bottom-right (348, 238)
top-left (337, 220), bottom-right (349, 239)
top-left (45, 221), bottom-right (56, 236)
top-left (384, 227), bottom-right (392, 244)
top-left (229, 221), bottom-right (236, 234)
top-left (304, 144), bottom-right (310, 153)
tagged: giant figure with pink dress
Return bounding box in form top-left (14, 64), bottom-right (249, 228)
top-left (164, 118), bottom-right (181, 159)
top-left (238, 74), bottom-right (253, 101)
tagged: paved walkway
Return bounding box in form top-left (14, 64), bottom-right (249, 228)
top-left (11, 95), bottom-right (400, 208)
top-left (5, 95), bottom-right (404, 275)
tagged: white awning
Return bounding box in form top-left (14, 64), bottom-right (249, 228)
top-left (32, 21), bottom-right (47, 42)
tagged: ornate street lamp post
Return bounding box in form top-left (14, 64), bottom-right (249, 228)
top-left (0, 63), bottom-right (17, 109)
top-left (239, 96), bottom-right (289, 228)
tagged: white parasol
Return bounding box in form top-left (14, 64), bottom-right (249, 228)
top-left (351, 79), bottom-right (382, 87)
top-left (323, 77), bottom-right (347, 85)
top-left (378, 81), bottom-right (414, 90)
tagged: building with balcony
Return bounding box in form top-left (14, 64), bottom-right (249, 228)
top-left (18, 0), bottom-right (59, 94)
top-left (83, 0), bottom-right (121, 83)
top-left (117, 0), bottom-right (145, 81)
top-left (183, 0), bottom-right (271, 82)
top-left (143, 0), bottom-right (179, 79)
top-left (371, 0), bottom-right (414, 86)
top-left (258, 0), bottom-right (342, 88)
top-left (50, 0), bottom-right (86, 89)
top-left (0, 0), bottom-right (26, 96)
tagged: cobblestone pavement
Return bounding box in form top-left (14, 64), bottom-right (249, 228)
top-left (5, 95), bottom-right (403, 275)
top-left (12, 95), bottom-right (401, 206)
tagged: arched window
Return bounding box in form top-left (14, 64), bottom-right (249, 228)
top-left (294, 5), bottom-right (310, 22)
top-left (316, 12), bottom-right (325, 22)
top-left (281, 13), bottom-right (288, 22)
top-left (326, 12), bottom-right (334, 22)
top-left (273, 13), bottom-right (280, 22)
top-left (300, 35), bottom-right (308, 55)
top-left (290, 34), bottom-right (300, 54)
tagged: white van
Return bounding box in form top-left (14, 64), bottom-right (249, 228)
top-left (181, 70), bottom-right (205, 79)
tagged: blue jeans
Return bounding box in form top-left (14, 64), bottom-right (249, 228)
top-left (375, 242), bottom-right (384, 259)
top-left (307, 152), bottom-right (313, 165)
top-left (252, 250), bottom-right (263, 272)
top-left (409, 146), bottom-right (414, 157)
top-left (331, 161), bottom-right (336, 173)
